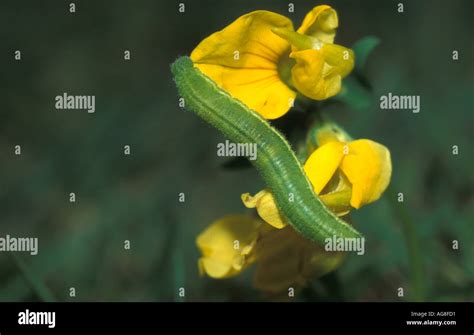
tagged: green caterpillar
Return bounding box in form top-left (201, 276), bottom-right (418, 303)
top-left (171, 57), bottom-right (362, 244)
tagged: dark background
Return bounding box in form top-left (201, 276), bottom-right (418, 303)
top-left (0, 0), bottom-right (472, 301)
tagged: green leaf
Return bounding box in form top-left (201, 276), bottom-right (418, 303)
top-left (11, 254), bottom-right (56, 302)
top-left (352, 36), bottom-right (380, 73)
top-left (335, 76), bottom-right (373, 111)
top-left (334, 36), bottom-right (380, 111)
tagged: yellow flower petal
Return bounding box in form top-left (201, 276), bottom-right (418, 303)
top-left (302, 246), bottom-right (346, 279)
top-left (319, 189), bottom-right (352, 217)
top-left (297, 5), bottom-right (338, 44)
top-left (190, 11), bottom-right (296, 119)
top-left (253, 226), bottom-right (345, 292)
top-left (290, 44), bottom-right (354, 100)
top-left (304, 141), bottom-right (345, 194)
top-left (196, 214), bottom-right (260, 278)
top-left (254, 223), bottom-right (297, 261)
top-left (315, 123), bottom-right (352, 146)
top-left (341, 139), bottom-right (392, 209)
top-left (253, 250), bottom-right (306, 292)
top-left (241, 190), bottom-right (288, 229)
top-left (253, 227), bottom-right (306, 292)
top-left (289, 49), bottom-right (326, 100)
top-left (321, 44), bottom-right (355, 78)
top-left (306, 122), bottom-right (353, 155)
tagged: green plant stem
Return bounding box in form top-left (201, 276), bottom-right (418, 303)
top-left (11, 254), bottom-right (57, 302)
top-left (387, 189), bottom-right (425, 301)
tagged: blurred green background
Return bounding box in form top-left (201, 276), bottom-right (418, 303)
top-left (0, 0), bottom-right (472, 302)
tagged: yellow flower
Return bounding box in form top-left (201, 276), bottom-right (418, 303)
top-left (242, 125), bottom-right (392, 229)
top-left (196, 214), bottom-right (344, 292)
top-left (191, 5), bottom-right (354, 119)
top-left (253, 221), bottom-right (344, 293)
top-left (304, 125), bottom-right (392, 209)
top-left (196, 215), bottom-right (260, 278)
